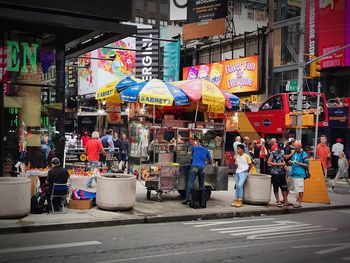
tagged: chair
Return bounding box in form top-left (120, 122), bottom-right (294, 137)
top-left (49, 183), bottom-right (70, 213)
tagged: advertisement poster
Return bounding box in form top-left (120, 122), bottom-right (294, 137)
top-left (328, 107), bottom-right (349, 128)
top-left (163, 40), bottom-right (180, 82)
top-left (78, 37), bottom-right (136, 95)
top-left (182, 55), bottom-right (259, 94)
top-left (187, 0), bottom-right (228, 23)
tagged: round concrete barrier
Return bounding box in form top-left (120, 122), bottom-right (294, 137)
top-left (0, 177), bottom-right (31, 218)
top-left (96, 174), bottom-right (136, 211)
top-left (243, 173), bottom-right (271, 205)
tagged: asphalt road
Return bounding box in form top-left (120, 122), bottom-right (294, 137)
top-left (0, 209), bottom-right (350, 263)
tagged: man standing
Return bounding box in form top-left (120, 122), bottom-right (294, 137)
top-left (268, 143), bottom-right (289, 207)
top-left (270, 138), bottom-right (278, 152)
top-left (46, 157), bottom-right (70, 211)
top-left (331, 138), bottom-right (344, 172)
top-left (289, 141), bottom-right (309, 208)
top-left (101, 129), bottom-right (115, 153)
top-left (232, 144), bottom-right (253, 208)
top-left (183, 139), bottom-right (212, 205)
top-left (85, 131), bottom-right (107, 187)
top-left (243, 136), bottom-right (251, 154)
top-left (316, 135), bottom-right (331, 177)
top-left (233, 136), bottom-right (242, 155)
top-left (81, 132), bottom-right (91, 148)
top-left (118, 133), bottom-right (129, 172)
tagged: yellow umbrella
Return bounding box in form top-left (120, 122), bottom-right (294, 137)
top-left (95, 79), bottom-right (121, 103)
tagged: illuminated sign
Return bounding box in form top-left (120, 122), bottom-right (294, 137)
top-left (183, 55), bottom-right (259, 94)
top-left (6, 41), bottom-right (38, 73)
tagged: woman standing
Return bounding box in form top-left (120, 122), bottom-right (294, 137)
top-left (331, 152), bottom-right (350, 191)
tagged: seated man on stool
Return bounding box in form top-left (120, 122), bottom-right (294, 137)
top-left (183, 138), bottom-right (213, 205)
top-left (46, 157), bottom-right (70, 211)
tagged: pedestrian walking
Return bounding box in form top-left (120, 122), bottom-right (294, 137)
top-left (258, 138), bottom-right (268, 174)
top-left (331, 138), bottom-right (344, 172)
top-left (268, 143), bottom-right (289, 207)
top-left (183, 139), bottom-right (213, 205)
top-left (231, 144), bottom-right (253, 208)
top-left (331, 152), bottom-right (350, 191)
top-left (316, 135), bottom-right (331, 177)
top-left (81, 132), bottom-right (91, 148)
top-left (289, 141), bottom-right (309, 208)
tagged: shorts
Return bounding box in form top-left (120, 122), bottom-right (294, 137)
top-left (292, 177), bottom-right (304, 193)
top-left (271, 173), bottom-right (288, 192)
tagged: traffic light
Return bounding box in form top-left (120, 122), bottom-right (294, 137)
top-left (310, 56), bottom-right (321, 78)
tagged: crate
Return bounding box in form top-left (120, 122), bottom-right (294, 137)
top-left (69, 199), bottom-right (93, 209)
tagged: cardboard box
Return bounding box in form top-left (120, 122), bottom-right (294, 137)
top-left (30, 176), bottom-right (39, 196)
top-left (69, 199), bottom-right (93, 210)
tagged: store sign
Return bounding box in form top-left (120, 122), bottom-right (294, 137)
top-left (183, 55), bottom-right (259, 94)
top-left (329, 107), bottom-right (349, 128)
top-left (136, 27), bottom-right (160, 81)
top-left (187, 0), bottom-right (228, 23)
top-left (6, 41), bottom-right (38, 73)
top-left (65, 150), bottom-right (87, 163)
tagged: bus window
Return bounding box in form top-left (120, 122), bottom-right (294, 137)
top-left (260, 95), bottom-right (283, 110)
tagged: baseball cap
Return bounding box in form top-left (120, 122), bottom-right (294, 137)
top-left (336, 138), bottom-right (342, 143)
top-left (288, 138), bottom-right (295, 143)
top-left (51, 157), bottom-right (60, 166)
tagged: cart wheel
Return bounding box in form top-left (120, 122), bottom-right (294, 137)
top-left (147, 189), bottom-right (151, 200)
top-left (157, 191), bottom-right (163, 202)
top-left (178, 190), bottom-right (186, 199)
top-left (205, 187), bottom-right (212, 201)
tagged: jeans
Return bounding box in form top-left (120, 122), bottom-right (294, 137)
top-left (234, 171), bottom-right (248, 199)
top-left (87, 161), bottom-right (99, 188)
top-left (185, 165), bottom-right (205, 200)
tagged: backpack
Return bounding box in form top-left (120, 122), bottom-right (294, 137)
top-left (101, 136), bottom-right (109, 148)
top-left (30, 193), bottom-right (47, 214)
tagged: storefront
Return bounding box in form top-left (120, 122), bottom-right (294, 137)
top-left (0, 1), bottom-right (136, 175)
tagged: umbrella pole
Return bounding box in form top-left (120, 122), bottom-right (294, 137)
top-left (194, 101), bottom-right (199, 124)
top-left (153, 104), bottom-right (155, 125)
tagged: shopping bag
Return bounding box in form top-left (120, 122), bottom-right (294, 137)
top-left (286, 176), bottom-right (294, 191)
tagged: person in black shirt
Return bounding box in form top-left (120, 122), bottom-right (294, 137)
top-left (46, 157), bottom-right (70, 211)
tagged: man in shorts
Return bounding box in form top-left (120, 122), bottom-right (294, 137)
top-left (289, 141), bottom-right (309, 208)
top-left (268, 143), bottom-right (289, 207)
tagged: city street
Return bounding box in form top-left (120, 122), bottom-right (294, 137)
top-left (1, 209), bottom-right (350, 263)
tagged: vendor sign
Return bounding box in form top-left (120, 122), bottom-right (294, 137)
top-left (183, 55), bottom-right (259, 94)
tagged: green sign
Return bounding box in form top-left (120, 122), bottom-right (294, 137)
top-left (6, 41), bottom-right (38, 73)
top-left (286, 79), bottom-right (298, 92)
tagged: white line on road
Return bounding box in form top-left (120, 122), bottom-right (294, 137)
top-left (0, 241), bottom-right (102, 254)
top-left (292, 243), bottom-right (350, 255)
top-left (96, 237), bottom-right (321, 263)
top-left (183, 218), bottom-right (275, 227)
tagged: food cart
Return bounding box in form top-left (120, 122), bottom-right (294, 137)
top-left (128, 118), bottom-right (229, 202)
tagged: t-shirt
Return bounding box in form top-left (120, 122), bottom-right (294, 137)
top-left (235, 153), bottom-right (252, 173)
top-left (85, 139), bottom-right (103, 161)
top-left (192, 146), bottom-right (212, 168)
top-left (290, 151), bottom-right (308, 178)
top-left (270, 143), bottom-right (278, 152)
top-left (332, 143), bottom-right (344, 156)
top-left (269, 149), bottom-right (285, 175)
top-left (81, 136), bottom-right (90, 147)
top-left (316, 143), bottom-right (330, 168)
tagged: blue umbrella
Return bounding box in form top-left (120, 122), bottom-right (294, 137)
top-left (222, 90), bottom-right (240, 108)
top-left (116, 77), bottom-right (142, 93)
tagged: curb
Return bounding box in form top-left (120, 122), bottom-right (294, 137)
top-left (1, 204), bottom-right (350, 235)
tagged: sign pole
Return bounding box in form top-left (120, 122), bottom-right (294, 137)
top-left (313, 81), bottom-right (321, 159)
top-left (296, 0), bottom-right (306, 141)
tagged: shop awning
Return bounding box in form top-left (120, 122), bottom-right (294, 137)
top-left (4, 96), bottom-right (23, 108)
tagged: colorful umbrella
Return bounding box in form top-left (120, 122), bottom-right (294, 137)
top-left (95, 79), bottom-right (121, 103)
top-left (116, 76), bottom-right (142, 93)
top-left (120, 79), bottom-right (189, 106)
top-left (221, 90), bottom-right (240, 108)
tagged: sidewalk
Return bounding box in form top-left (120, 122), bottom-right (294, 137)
top-left (0, 177), bottom-right (349, 234)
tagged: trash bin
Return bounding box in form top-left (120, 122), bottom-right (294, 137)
top-left (243, 173), bottom-right (271, 205)
top-left (0, 177), bottom-right (31, 218)
top-left (96, 174), bottom-right (136, 211)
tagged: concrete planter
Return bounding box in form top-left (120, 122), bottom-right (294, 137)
top-left (243, 174), bottom-right (271, 205)
top-left (0, 177), bottom-right (31, 218)
top-left (96, 174), bottom-right (136, 211)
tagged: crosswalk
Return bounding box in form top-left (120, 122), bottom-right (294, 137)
top-left (184, 217), bottom-right (338, 240)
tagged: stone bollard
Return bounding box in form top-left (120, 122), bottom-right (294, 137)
top-left (243, 173), bottom-right (271, 205)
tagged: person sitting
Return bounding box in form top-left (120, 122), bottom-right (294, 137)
top-left (46, 157), bottom-right (70, 211)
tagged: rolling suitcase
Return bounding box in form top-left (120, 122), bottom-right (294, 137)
top-left (189, 188), bottom-right (207, 209)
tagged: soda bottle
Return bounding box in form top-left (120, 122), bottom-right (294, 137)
top-left (198, 65), bottom-right (210, 80)
top-left (186, 66), bottom-right (198, 80)
top-left (208, 63), bottom-right (224, 87)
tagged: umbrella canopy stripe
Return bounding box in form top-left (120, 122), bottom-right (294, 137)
top-left (116, 76), bottom-right (142, 92)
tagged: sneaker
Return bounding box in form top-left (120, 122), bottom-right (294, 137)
top-left (182, 199), bottom-right (190, 205)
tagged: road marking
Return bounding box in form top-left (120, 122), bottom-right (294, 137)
top-left (341, 256), bottom-right (350, 261)
top-left (185, 218), bottom-right (338, 240)
top-left (183, 218), bottom-right (275, 227)
top-left (338, 210), bottom-right (350, 214)
top-left (0, 241), bottom-right (102, 254)
top-left (96, 237), bottom-right (320, 263)
top-left (293, 243), bottom-right (350, 255)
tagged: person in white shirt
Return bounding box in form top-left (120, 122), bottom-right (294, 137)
top-left (68, 134), bottom-right (76, 148)
top-left (332, 138), bottom-right (344, 172)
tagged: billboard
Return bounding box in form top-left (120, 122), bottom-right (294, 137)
top-left (170, 0), bottom-right (187, 21)
top-left (306, 0), bottom-right (350, 68)
top-left (163, 40), bottom-right (180, 82)
top-left (78, 37), bottom-right (136, 95)
top-left (182, 55), bottom-right (259, 94)
top-left (183, 18), bottom-right (226, 41)
top-left (135, 27), bottom-right (160, 81)
top-left (187, 0), bottom-right (228, 23)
